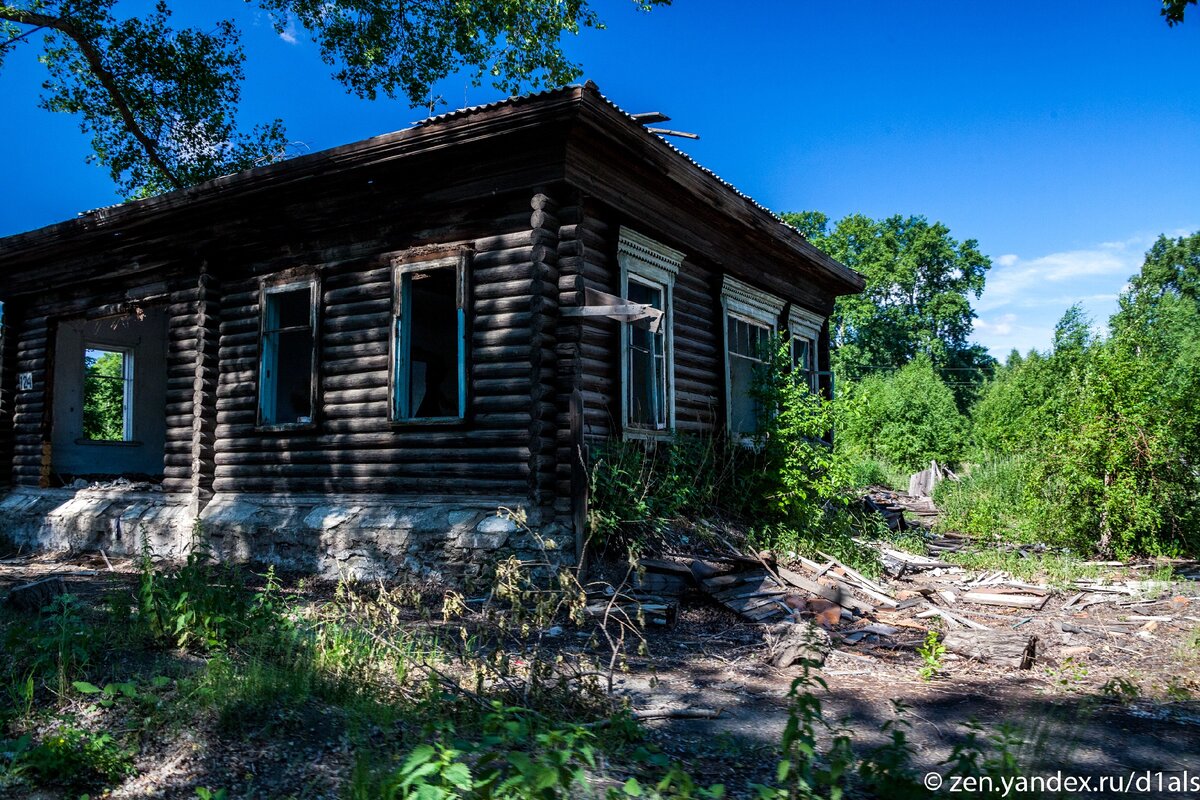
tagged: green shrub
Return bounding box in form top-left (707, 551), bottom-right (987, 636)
top-left (588, 338), bottom-right (869, 564)
top-left (136, 526), bottom-right (290, 651)
top-left (934, 457), bottom-right (1031, 540)
top-left (837, 357), bottom-right (967, 472)
top-left (19, 725), bottom-right (134, 793)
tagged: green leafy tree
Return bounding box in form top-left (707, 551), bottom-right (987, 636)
top-left (82, 349), bottom-right (124, 440)
top-left (0, 0), bottom-right (666, 197)
top-left (836, 356), bottom-right (967, 473)
top-left (1163, 0), bottom-right (1196, 25)
top-left (963, 233), bottom-right (1200, 557)
top-left (783, 211), bottom-right (995, 406)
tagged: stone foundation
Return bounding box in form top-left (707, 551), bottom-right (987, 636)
top-left (0, 488), bottom-right (575, 582)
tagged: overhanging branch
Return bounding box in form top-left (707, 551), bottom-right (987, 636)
top-left (0, 7), bottom-right (184, 189)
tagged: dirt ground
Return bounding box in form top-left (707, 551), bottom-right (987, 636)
top-left (2, 551), bottom-right (1199, 798)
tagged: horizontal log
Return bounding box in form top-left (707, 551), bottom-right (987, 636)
top-left (215, 445), bottom-right (530, 466)
top-left (212, 476), bottom-right (526, 494)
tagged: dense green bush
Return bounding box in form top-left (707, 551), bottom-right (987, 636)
top-left (957, 233), bottom-right (1200, 557)
top-left (836, 357), bottom-right (968, 473)
top-left (588, 338), bottom-right (873, 567)
top-left (933, 457), bottom-right (1031, 540)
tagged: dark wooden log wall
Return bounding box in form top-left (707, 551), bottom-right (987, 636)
top-left (208, 195), bottom-right (555, 499)
top-left (11, 310), bottom-right (48, 487)
top-left (5, 272), bottom-right (196, 488)
top-left (556, 196), bottom-right (827, 451)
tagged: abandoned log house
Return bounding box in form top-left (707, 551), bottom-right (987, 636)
top-left (0, 83), bottom-right (864, 580)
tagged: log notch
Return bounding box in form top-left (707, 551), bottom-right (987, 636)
top-left (182, 268), bottom-right (220, 511)
top-left (528, 193), bottom-right (560, 511)
top-left (11, 314), bottom-right (50, 487)
top-left (162, 277), bottom-right (202, 495)
top-left (0, 303), bottom-right (19, 487)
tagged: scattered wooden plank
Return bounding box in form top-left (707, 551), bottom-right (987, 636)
top-left (943, 630), bottom-right (1037, 669)
top-left (962, 591), bottom-right (1049, 611)
top-left (774, 566), bottom-right (874, 614)
top-left (917, 604), bottom-right (990, 631)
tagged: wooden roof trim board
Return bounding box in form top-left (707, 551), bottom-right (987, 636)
top-left (0, 82), bottom-right (863, 293)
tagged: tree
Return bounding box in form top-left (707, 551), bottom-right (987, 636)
top-left (1163, 0), bottom-right (1196, 25)
top-left (783, 211), bottom-right (994, 406)
top-left (0, 0), bottom-right (666, 198)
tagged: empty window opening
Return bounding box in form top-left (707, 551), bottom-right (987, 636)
top-left (51, 307), bottom-right (169, 483)
top-left (393, 259), bottom-right (466, 421)
top-left (82, 346), bottom-right (133, 441)
top-left (727, 315), bottom-right (772, 436)
top-left (626, 279), bottom-right (668, 430)
top-left (259, 283), bottom-right (317, 427)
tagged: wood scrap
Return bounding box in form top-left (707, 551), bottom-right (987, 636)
top-left (916, 605), bottom-right (990, 631)
top-left (5, 577), bottom-right (67, 613)
top-left (943, 630), bottom-right (1037, 669)
top-left (961, 591), bottom-right (1049, 610)
top-left (765, 621), bottom-right (832, 668)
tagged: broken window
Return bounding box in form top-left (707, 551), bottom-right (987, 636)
top-left (726, 316), bottom-right (772, 436)
top-left (721, 275), bottom-right (785, 438)
top-left (258, 281), bottom-right (318, 427)
top-left (618, 228), bottom-right (683, 437)
top-left (82, 346), bottom-right (133, 441)
top-left (626, 278), bottom-right (668, 429)
top-left (392, 254), bottom-right (468, 421)
top-left (788, 306), bottom-right (824, 395)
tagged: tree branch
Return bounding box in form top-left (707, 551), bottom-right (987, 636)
top-left (0, 7), bottom-right (183, 189)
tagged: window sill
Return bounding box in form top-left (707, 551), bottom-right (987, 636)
top-left (389, 417), bottom-right (466, 429)
top-left (73, 438), bottom-right (143, 447)
top-left (255, 422), bottom-right (318, 433)
top-left (622, 427), bottom-right (673, 442)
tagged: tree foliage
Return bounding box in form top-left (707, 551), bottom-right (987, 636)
top-left (0, 0), bottom-right (666, 197)
top-left (82, 349), bottom-right (124, 441)
top-left (959, 232), bottom-right (1200, 557)
top-left (836, 356), bottom-right (968, 474)
top-left (783, 211), bottom-right (995, 407)
top-left (1163, 0), bottom-right (1196, 25)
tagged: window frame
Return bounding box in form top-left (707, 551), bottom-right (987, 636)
top-left (720, 275), bottom-right (785, 438)
top-left (80, 341), bottom-right (135, 443)
top-left (388, 248), bottom-right (471, 426)
top-left (256, 273), bottom-right (321, 432)
top-left (787, 305), bottom-right (824, 394)
top-left (618, 227), bottom-right (683, 440)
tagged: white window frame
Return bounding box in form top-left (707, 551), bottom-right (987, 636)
top-left (788, 306), bottom-right (824, 394)
top-left (81, 342), bottom-right (135, 441)
top-left (721, 275), bottom-right (785, 437)
top-left (618, 227), bottom-right (684, 439)
top-left (257, 277), bottom-right (321, 430)
top-left (389, 251), bottom-right (470, 424)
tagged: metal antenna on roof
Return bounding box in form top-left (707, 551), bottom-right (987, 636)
top-left (630, 112), bottom-right (699, 140)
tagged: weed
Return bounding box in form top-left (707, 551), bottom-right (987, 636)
top-left (18, 725), bottom-right (134, 793)
top-left (917, 630), bottom-right (945, 681)
top-left (1099, 677), bottom-right (1140, 704)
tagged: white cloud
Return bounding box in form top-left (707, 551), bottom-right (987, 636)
top-left (969, 228), bottom-right (1196, 358)
top-left (278, 16), bottom-right (299, 45)
top-left (973, 313), bottom-right (1016, 336)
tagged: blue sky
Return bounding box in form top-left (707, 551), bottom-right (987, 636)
top-left (2, 1), bottom-right (1197, 357)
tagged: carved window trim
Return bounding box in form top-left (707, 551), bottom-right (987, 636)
top-left (618, 227), bottom-right (684, 439)
top-left (388, 246), bottom-right (472, 426)
top-left (256, 270), bottom-right (321, 432)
